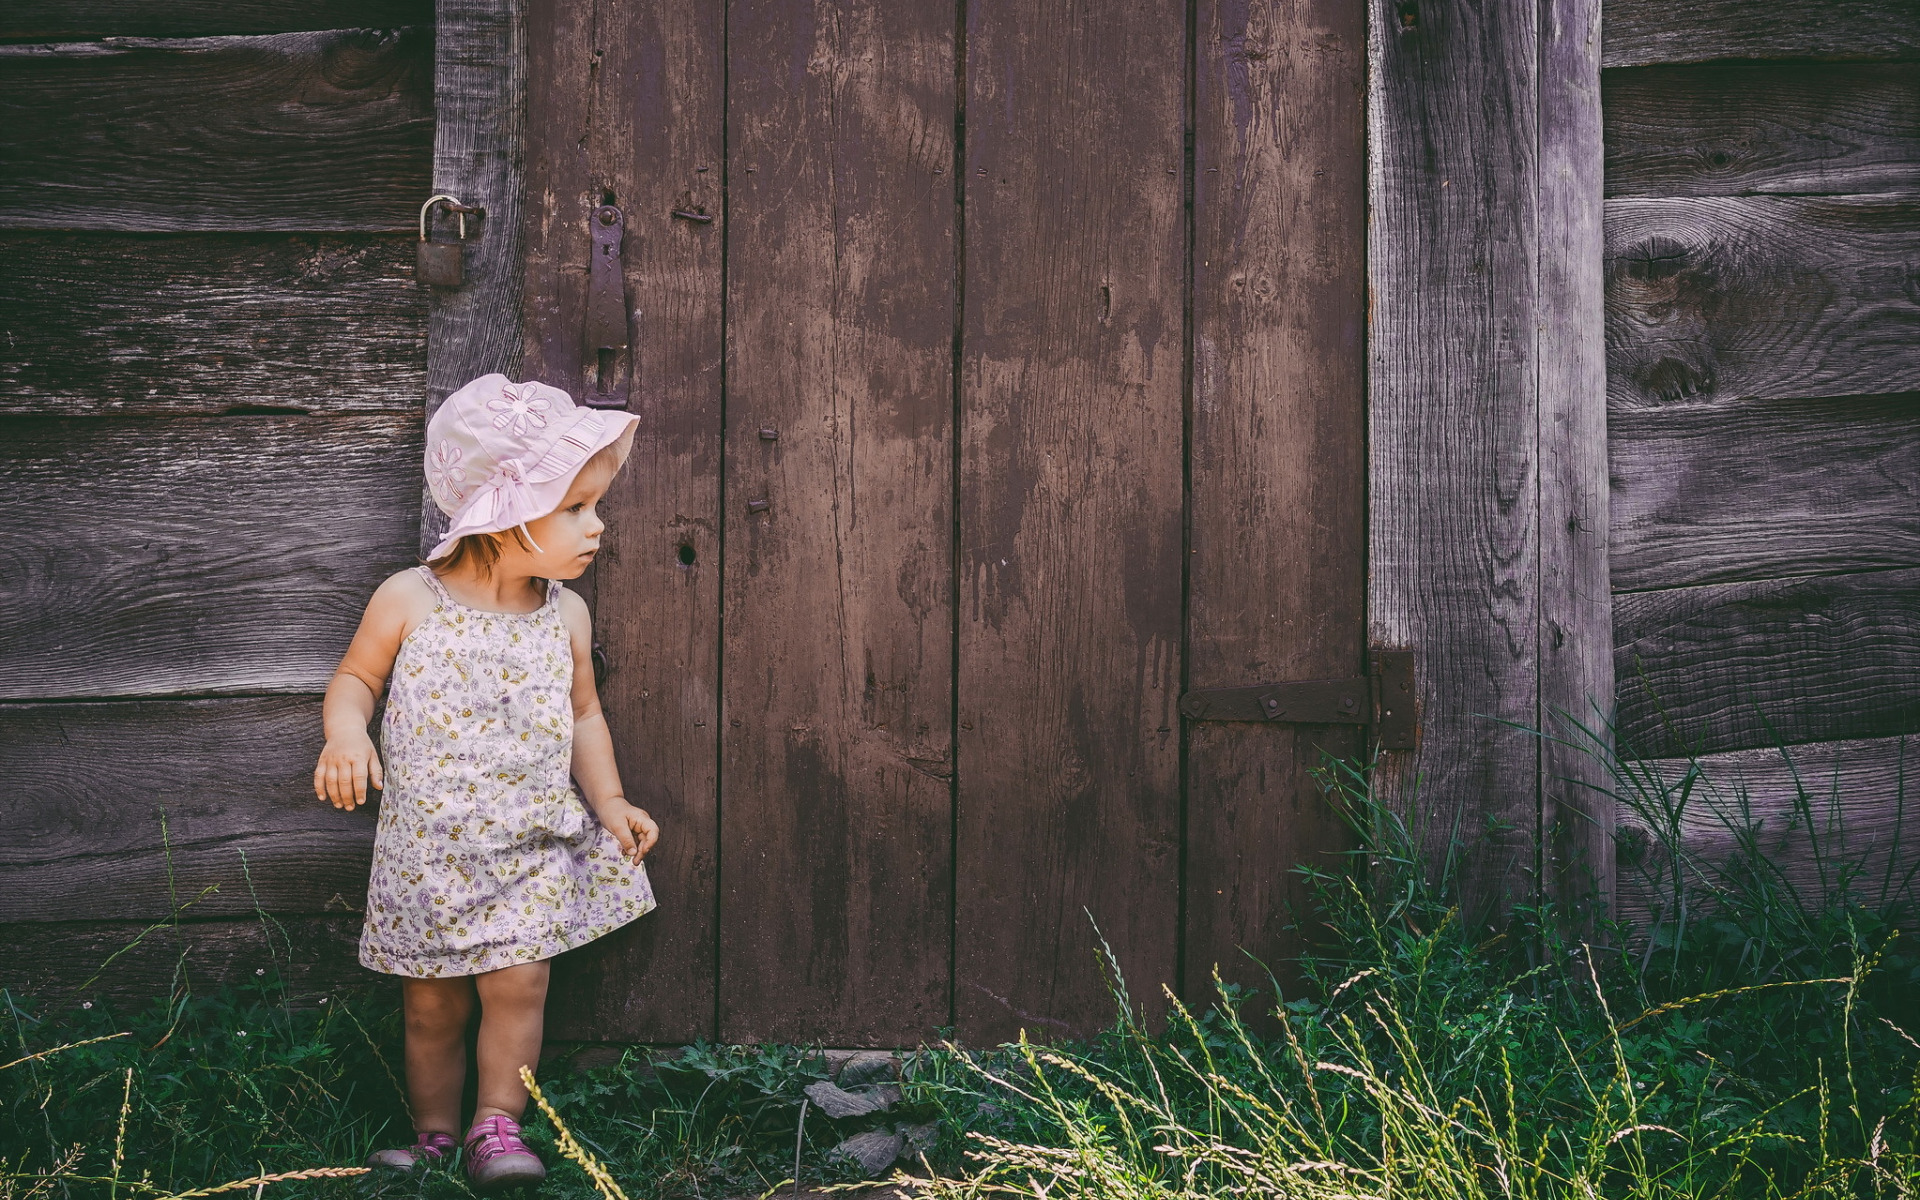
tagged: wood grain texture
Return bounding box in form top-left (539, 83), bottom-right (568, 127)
top-left (0, 918), bottom-right (377, 1009)
top-left (520, 0), bottom-right (724, 1045)
top-left (1603, 0), bottom-right (1920, 69)
top-left (1184, 0), bottom-right (1366, 999)
top-left (1604, 63), bottom-right (1920, 198)
top-left (0, 697), bottom-right (376, 921)
top-left (0, 30), bottom-right (431, 233)
top-left (1368, 0), bottom-right (1543, 921)
top-left (1614, 736), bottom-right (1917, 930)
top-left (1615, 570), bottom-right (1920, 758)
top-left (0, 415), bottom-right (422, 698)
top-left (957, 0), bottom-right (1186, 1042)
top-left (720, 0), bottom-right (956, 1046)
top-left (3, 0), bottom-right (432, 39)
top-left (417, 0), bottom-right (527, 560)
top-left (0, 233), bottom-right (426, 416)
top-left (1607, 196), bottom-right (1920, 411)
top-left (1611, 393), bottom-right (1920, 592)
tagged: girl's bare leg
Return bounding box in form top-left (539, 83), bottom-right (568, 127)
top-left (471, 960), bottom-right (551, 1124)
top-left (400, 976), bottom-right (477, 1135)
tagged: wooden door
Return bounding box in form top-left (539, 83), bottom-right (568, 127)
top-left (513, 0), bottom-right (1366, 1047)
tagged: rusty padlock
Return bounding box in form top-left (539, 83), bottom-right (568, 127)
top-left (416, 194), bottom-right (470, 287)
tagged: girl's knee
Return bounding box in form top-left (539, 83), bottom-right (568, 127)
top-left (476, 960), bottom-right (551, 1008)
top-left (403, 977), bottom-right (475, 1035)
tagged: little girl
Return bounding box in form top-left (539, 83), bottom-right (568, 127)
top-left (314, 373), bottom-right (659, 1188)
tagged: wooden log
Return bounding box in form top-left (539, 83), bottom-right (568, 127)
top-left (519, 0), bottom-right (723, 1046)
top-left (1607, 196), bottom-right (1920, 410)
top-left (1615, 570), bottom-right (1920, 758)
top-left (0, 30), bottom-right (431, 233)
top-left (0, 697), bottom-right (376, 921)
top-left (1604, 63), bottom-right (1920, 198)
top-left (716, 0), bottom-right (955, 1045)
top-left (3, 0), bottom-right (432, 40)
top-left (1611, 393), bottom-right (1920, 592)
top-left (1184, 0), bottom-right (1367, 1001)
top-left (1613, 736), bottom-right (1917, 931)
top-left (1604, 0), bottom-right (1920, 68)
top-left (0, 415), bottom-right (422, 698)
top-left (957, 0), bottom-right (1186, 1041)
top-left (0, 233), bottom-right (426, 416)
top-left (0, 917), bottom-right (379, 1010)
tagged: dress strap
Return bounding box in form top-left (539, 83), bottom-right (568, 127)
top-left (415, 564), bottom-right (456, 606)
top-left (543, 577), bottom-right (563, 610)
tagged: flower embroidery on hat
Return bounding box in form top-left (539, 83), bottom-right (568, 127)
top-left (428, 440), bottom-right (470, 507)
top-left (488, 382), bottom-right (551, 438)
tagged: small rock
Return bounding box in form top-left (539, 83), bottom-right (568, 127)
top-left (804, 1079), bottom-right (895, 1118)
top-left (836, 1051), bottom-right (900, 1087)
top-left (831, 1129), bottom-right (906, 1178)
top-left (898, 1120), bottom-right (939, 1155)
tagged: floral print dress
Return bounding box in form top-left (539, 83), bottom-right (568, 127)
top-left (359, 565), bottom-right (655, 977)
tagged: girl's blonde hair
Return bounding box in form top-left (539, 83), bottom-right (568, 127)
top-left (422, 441), bottom-right (623, 576)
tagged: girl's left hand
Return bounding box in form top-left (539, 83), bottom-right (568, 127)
top-left (601, 801), bottom-right (659, 865)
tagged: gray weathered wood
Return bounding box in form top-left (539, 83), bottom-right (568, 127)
top-left (417, 0), bottom-right (527, 560)
top-left (0, 30), bottom-right (431, 233)
top-left (957, 0), bottom-right (1186, 1041)
top-left (0, 415), bottom-right (422, 698)
top-left (0, 233), bottom-right (425, 416)
top-left (0, 697), bottom-right (375, 921)
top-left (1611, 393), bottom-right (1920, 592)
top-left (1608, 196), bottom-right (1920, 410)
top-left (1604, 63), bottom-right (1920, 198)
top-left (1614, 736), bottom-right (1916, 930)
top-left (518, 0), bottom-right (723, 1046)
top-left (1604, 0), bottom-right (1920, 68)
top-left (1184, 0), bottom-right (1367, 1000)
top-left (719, 0), bottom-right (956, 1046)
top-left (1615, 570), bottom-right (1920, 758)
top-left (4, 0), bottom-right (432, 39)
top-left (0, 917), bottom-right (375, 1007)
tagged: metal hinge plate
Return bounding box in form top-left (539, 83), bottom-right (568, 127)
top-left (1178, 650), bottom-right (1416, 750)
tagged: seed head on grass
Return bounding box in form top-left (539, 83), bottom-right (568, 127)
top-left (521, 1063), bottom-right (632, 1200)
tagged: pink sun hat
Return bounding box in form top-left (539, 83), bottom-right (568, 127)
top-left (423, 373), bottom-right (640, 562)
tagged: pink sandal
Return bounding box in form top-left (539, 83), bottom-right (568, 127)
top-left (465, 1114), bottom-right (547, 1191)
top-left (366, 1129), bottom-right (457, 1170)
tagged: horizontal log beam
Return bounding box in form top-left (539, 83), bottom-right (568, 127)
top-left (0, 29), bottom-right (431, 232)
top-left (1605, 62), bottom-right (1920, 198)
top-left (1604, 0), bottom-right (1920, 68)
top-left (0, 917), bottom-right (377, 1007)
top-left (1615, 569), bottom-right (1920, 757)
top-left (0, 415), bottom-right (422, 698)
top-left (0, 233), bottom-right (426, 416)
top-left (2, 0), bottom-right (432, 40)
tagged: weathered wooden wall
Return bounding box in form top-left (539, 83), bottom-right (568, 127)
top-left (0, 3), bottom-right (431, 1007)
top-left (1602, 0), bottom-right (1920, 919)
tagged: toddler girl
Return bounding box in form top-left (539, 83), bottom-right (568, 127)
top-left (314, 373), bottom-right (660, 1189)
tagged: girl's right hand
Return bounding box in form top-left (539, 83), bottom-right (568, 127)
top-left (315, 733), bottom-right (385, 811)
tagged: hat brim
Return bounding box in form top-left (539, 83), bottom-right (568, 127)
top-left (426, 408), bottom-right (641, 562)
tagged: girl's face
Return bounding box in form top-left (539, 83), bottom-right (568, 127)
top-left (506, 457), bottom-right (617, 579)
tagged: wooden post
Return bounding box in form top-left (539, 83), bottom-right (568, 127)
top-left (1368, 0), bottom-right (1611, 925)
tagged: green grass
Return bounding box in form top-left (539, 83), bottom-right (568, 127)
top-left (5, 724), bottom-right (1917, 1199)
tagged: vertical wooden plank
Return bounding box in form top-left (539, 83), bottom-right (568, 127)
top-left (418, 0), bottom-right (527, 560)
top-left (1367, 0), bottom-right (1542, 925)
top-left (1537, 0), bottom-right (1613, 921)
top-left (521, 0), bottom-right (726, 1043)
top-left (1185, 0), bottom-right (1368, 1000)
top-left (720, 0), bottom-right (956, 1044)
top-left (957, 0), bottom-right (1187, 1042)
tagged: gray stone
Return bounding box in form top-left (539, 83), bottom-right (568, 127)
top-left (831, 1129), bottom-right (906, 1178)
top-left (803, 1079), bottom-right (896, 1118)
top-left (898, 1120), bottom-right (939, 1156)
top-left (836, 1051), bottom-right (900, 1087)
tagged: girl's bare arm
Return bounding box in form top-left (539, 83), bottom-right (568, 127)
top-left (316, 571), bottom-right (422, 810)
top-left (560, 589), bottom-right (659, 864)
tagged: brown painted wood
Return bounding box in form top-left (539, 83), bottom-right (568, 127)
top-left (1604, 63), bottom-right (1920, 198)
top-left (4, 0), bottom-right (432, 39)
top-left (518, 0), bottom-right (724, 1045)
top-left (1614, 736), bottom-right (1918, 930)
top-left (1615, 570), bottom-right (1920, 758)
top-left (1604, 0), bottom-right (1920, 69)
top-left (0, 698), bottom-right (376, 921)
top-left (1183, 0), bottom-right (1366, 1002)
top-left (956, 0), bottom-right (1186, 1042)
top-left (717, 0), bottom-right (956, 1046)
top-left (1612, 393), bottom-right (1920, 592)
top-left (0, 233), bottom-right (426, 416)
top-left (0, 30), bottom-right (431, 233)
top-left (0, 415), bottom-right (422, 698)
top-left (0, 918), bottom-right (376, 1008)
top-left (1607, 196), bottom-right (1920, 410)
